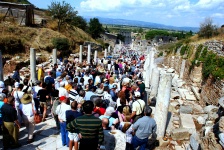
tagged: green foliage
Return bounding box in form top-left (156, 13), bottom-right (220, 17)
top-left (180, 45), bottom-right (189, 56)
top-left (174, 42), bottom-right (183, 54)
top-left (52, 37), bottom-right (70, 51)
top-left (88, 18), bottom-right (104, 39)
top-left (199, 46), bottom-right (208, 61)
top-left (195, 44), bottom-right (203, 60)
top-left (71, 16), bottom-right (87, 31)
top-left (145, 30), bottom-right (169, 40)
top-left (48, 1), bottom-right (77, 32)
top-left (0, 36), bottom-right (24, 54)
top-left (138, 27), bottom-right (143, 33)
top-left (158, 51), bottom-right (163, 57)
top-left (198, 17), bottom-right (219, 39)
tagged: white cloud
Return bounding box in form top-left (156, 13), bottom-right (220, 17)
top-left (80, 0), bottom-right (122, 11)
top-left (212, 13), bottom-right (224, 18)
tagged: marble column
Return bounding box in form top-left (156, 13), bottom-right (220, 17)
top-left (150, 68), bottom-right (160, 98)
top-left (154, 73), bottom-right (172, 138)
top-left (143, 54), bottom-right (150, 88)
top-left (180, 59), bottom-right (186, 79)
top-left (94, 50), bottom-right (97, 64)
top-left (79, 45), bottom-right (83, 63)
top-left (52, 48), bottom-right (57, 65)
top-left (108, 46), bottom-right (111, 53)
top-left (87, 44), bottom-right (91, 64)
top-left (104, 48), bottom-right (107, 58)
top-left (148, 49), bottom-right (155, 85)
top-left (30, 48), bottom-right (36, 82)
top-left (0, 50), bottom-right (3, 81)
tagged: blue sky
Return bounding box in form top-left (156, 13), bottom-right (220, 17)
top-left (29, 0), bottom-right (224, 27)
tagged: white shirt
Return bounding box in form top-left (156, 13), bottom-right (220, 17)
top-left (13, 90), bottom-right (24, 107)
top-left (19, 103), bottom-right (35, 117)
top-left (32, 86), bottom-right (42, 98)
top-left (56, 103), bottom-right (71, 121)
top-left (58, 87), bottom-right (69, 98)
top-left (83, 75), bottom-right (91, 86)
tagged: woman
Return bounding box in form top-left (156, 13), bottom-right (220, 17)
top-left (19, 90), bottom-right (36, 143)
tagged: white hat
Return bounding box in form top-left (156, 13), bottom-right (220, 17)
top-left (134, 91), bottom-right (141, 97)
top-left (0, 81), bottom-right (4, 88)
top-left (219, 97), bottom-right (224, 108)
top-left (14, 82), bottom-right (19, 88)
top-left (60, 81), bottom-right (65, 87)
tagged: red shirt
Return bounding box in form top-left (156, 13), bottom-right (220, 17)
top-left (93, 107), bottom-right (106, 116)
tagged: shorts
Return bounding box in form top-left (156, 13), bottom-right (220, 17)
top-left (40, 102), bottom-right (47, 107)
top-left (68, 131), bottom-right (79, 142)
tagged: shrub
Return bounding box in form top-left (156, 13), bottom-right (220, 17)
top-left (52, 37), bottom-right (70, 51)
top-left (0, 35), bottom-right (24, 54)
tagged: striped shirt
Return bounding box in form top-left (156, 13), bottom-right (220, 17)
top-left (67, 114), bottom-right (104, 144)
top-left (69, 89), bottom-right (79, 102)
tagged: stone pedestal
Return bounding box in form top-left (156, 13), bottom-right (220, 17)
top-left (30, 48), bottom-right (36, 82)
top-left (87, 44), bottom-right (91, 64)
top-left (150, 68), bottom-right (160, 98)
top-left (154, 73), bottom-right (172, 138)
top-left (52, 49), bottom-right (57, 65)
top-left (0, 50), bottom-right (3, 81)
top-left (79, 45), bottom-right (83, 63)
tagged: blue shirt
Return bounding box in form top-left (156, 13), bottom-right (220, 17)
top-left (0, 101), bottom-right (4, 124)
top-left (84, 91), bottom-right (96, 101)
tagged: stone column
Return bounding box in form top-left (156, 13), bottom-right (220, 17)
top-left (148, 49), bottom-right (155, 85)
top-left (87, 44), bottom-right (91, 64)
top-left (79, 45), bottom-right (83, 63)
top-left (94, 50), bottom-right (97, 64)
top-left (143, 54), bottom-right (150, 88)
top-left (104, 49), bottom-right (107, 58)
top-left (150, 68), bottom-right (160, 98)
top-left (154, 73), bottom-right (172, 138)
top-left (108, 46), bottom-right (111, 53)
top-left (0, 50), bottom-right (3, 81)
top-left (52, 48), bottom-right (57, 65)
top-left (180, 59), bottom-right (186, 79)
top-left (30, 48), bottom-right (36, 82)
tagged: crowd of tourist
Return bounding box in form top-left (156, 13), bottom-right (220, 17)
top-left (0, 54), bottom-right (157, 150)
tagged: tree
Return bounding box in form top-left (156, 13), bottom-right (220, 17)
top-left (48, 1), bottom-right (77, 32)
top-left (88, 18), bottom-right (104, 39)
top-left (71, 16), bottom-right (87, 31)
top-left (138, 27), bottom-right (143, 33)
top-left (198, 17), bottom-right (219, 38)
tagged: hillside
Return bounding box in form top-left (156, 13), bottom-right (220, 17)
top-left (0, 0), bottom-right (31, 4)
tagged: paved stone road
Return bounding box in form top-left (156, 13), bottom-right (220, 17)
top-left (0, 115), bottom-right (68, 150)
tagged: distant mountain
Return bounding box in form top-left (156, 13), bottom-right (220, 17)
top-left (84, 16), bottom-right (199, 32)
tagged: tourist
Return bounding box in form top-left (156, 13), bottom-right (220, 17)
top-left (37, 83), bottom-right (49, 122)
top-left (69, 83), bottom-right (79, 103)
top-left (132, 106), bottom-right (157, 150)
top-left (32, 80), bottom-right (42, 113)
top-left (93, 98), bottom-right (106, 116)
top-left (110, 84), bottom-right (118, 102)
top-left (1, 96), bottom-right (21, 149)
top-left (19, 90), bottom-right (36, 143)
top-left (37, 65), bottom-right (45, 83)
top-left (66, 101), bottom-right (82, 150)
top-left (131, 91), bottom-right (145, 123)
top-left (66, 101), bottom-right (103, 150)
top-left (44, 71), bottom-right (55, 93)
top-left (58, 82), bottom-right (69, 98)
top-left (0, 93), bottom-right (6, 137)
top-left (12, 82), bottom-right (24, 124)
top-left (56, 96), bottom-right (71, 147)
top-left (12, 66), bottom-right (21, 82)
top-left (99, 106), bottom-right (116, 127)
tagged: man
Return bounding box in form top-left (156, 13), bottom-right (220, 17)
top-left (37, 83), bottom-right (49, 122)
top-left (132, 106), bottom-right (157, 150)
top-left (67, 101), bottom-right (103, 150)
top-left (110, 84), bottom-right (118, 102)
top-left (0, 93), bottom-right (6, 138)
top-left (131, 91), bottom-right (145, 123)
top-left (137, 80), bottom-right (145, 100)
top-left (32, 80), bottom-right (42, 113)
top-left (58, 82), bottom-right (69, 98)
top-left (99, 107), bottom-right (116, 127)
top-left (44, 71), bottom-right (55, 93)
top-left (1, 96), bottom-right (21, 149)
top-left (84, 86), bottom-right (96, 101)
top-left (56, 96), bottom-right (71, 147)
top-left (69, 83), bottom-right (79, 103)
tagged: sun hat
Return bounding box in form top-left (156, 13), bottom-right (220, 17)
top-left (134, 91), bottom-right (141, 97)
top-left (21, 93), bottom-right (32, 104)
top-left (95, 88), bottom-right (104, 96)
top-left (0, 81), bottom-right (4, 88)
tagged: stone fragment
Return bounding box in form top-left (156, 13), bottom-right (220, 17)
top-left (180, 105), bottom-right (193, 114)
top-left (167, 68), bottom-right (175, 73)
top-left (180, 114), bottom-right (196, 134)
top-left (158, 137), bottom-right (169, 147)
top-left (193, 104), bottom-right (204, 114)
top-left (169, 101), bottom-right (180, 112)
top-left (204, 105), bottom-right (218, 113)
top-left (171, 128), bottom-right (190, 140)
top-left (171, 91), bottom-right (180, 99)
top-left (173, 120), bottom-right (179, 125)
top-left (184, 91), bottom-right (197, 101)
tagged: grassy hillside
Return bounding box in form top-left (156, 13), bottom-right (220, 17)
top-left (0, 0), bottom-right (31, 4)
